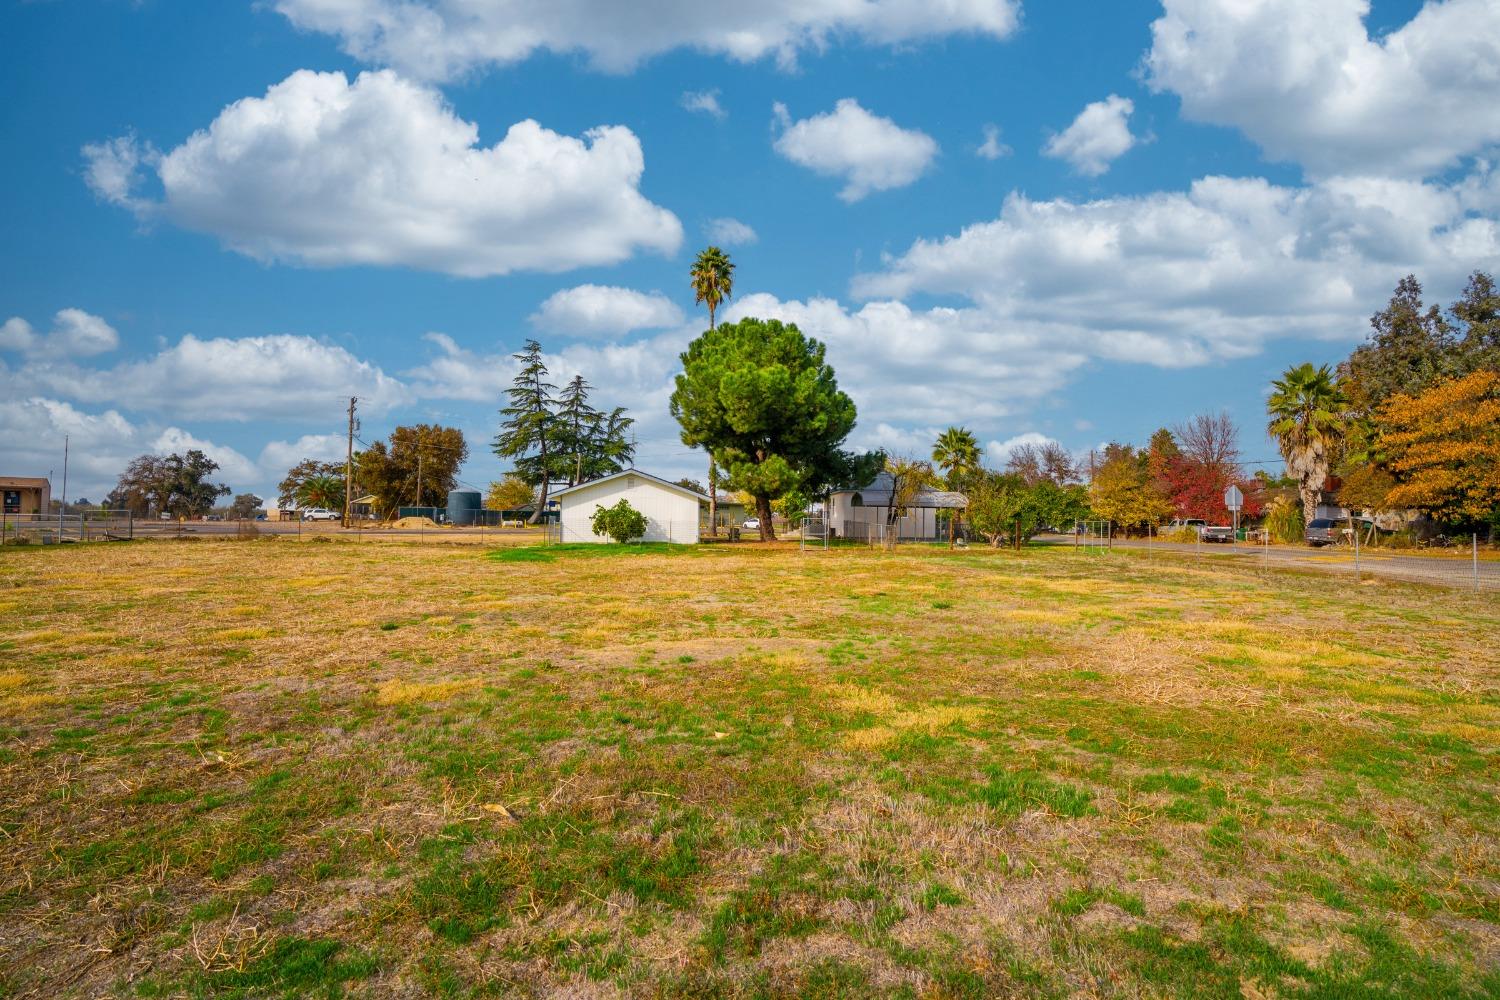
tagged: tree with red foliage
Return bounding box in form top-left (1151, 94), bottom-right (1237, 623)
top-left (1157, 412), bottom-right (1259, 521)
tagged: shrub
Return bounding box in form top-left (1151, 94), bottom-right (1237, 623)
top-left (1263, 496), bottom-right (1304, 544)
top-left (590, 499), bottom-right (648, 544)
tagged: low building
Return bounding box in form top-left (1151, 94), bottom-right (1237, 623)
top-left (1, 477), bottom-right (51, 515)
top-left (550, 470), bottom-right (709, 544)
top-left (702, 495), bottom-right (749, 532)
top-left (827, 472), bottom-right (967, 542)
top-left (350, 494), bottom-right (379, 520)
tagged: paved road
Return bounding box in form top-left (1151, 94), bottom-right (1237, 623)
top-left (1036, 534), bottom-right (1498, 591)
top-left (130, 520), bottom-right (543, 542)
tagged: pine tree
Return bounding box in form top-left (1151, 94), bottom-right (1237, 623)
top-left (556, 375), bottom-right (600, 487)
top-left (494, 340), bottom-right (557, 524)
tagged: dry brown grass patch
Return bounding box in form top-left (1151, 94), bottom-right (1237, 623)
top-left (374, 677), bottom-right (483, 706)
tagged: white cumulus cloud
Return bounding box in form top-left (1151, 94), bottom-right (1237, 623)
top-left (0, 309), bottom-right (119, 357)
top-left (15, 333), bottom-right (409, 421)
top-left (705, 217), bottom-right (758, 245)
top-left (987, 432), bottom-right (1059, 461)
top-left (529, 285), bottom-right (685, 338)
top-left (273, 0), bottom-right (1021, 80)
top-left (83, 69), bottom-right (682, 277)
top-left (1043, 95), bottom-right (1138, 177)
top-left (680, 89), bottom-right (726, 119)
top-left (854, 171), bottom-right (1500, 366)
top-left (258, 435), bottom-right (351, 476)
top-left (0, 397), bottom-right (141, 498)
top-left (0, 397), bottom-right (296, 502)
top-left (724, 294), bottom-right (1088, 429)
top-left (1145, 0), bottom-right (1500, 178)
top-left (772, 99), bottom-right (938, 202)
top-left (151, 427), bottom-right (260, 486)
top-left (977, 124), bottom-right (1012, 161)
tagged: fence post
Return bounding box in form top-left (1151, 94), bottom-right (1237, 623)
top-left (1476, 533), bottom-right (1481, 592)
top-left (1353, 521), bottom-right (1360, 583)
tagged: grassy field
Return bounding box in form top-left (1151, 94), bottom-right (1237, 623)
top-left (1, 538), bottom-right (1496, 998)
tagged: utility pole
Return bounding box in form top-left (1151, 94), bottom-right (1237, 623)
top-left (415, 450), bottom-right (423, 512)
top-left (343, 397), bottom-right (357, 528)
top-left (59, 435), bottom-right (69, 536)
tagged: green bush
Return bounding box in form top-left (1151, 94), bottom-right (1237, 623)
top-left (1379, 529), bottom-right (1415, 549)
top-left (590, 499), bottom-right (648, 544)
top-left (1263, 496), bottom-right (1304, 544)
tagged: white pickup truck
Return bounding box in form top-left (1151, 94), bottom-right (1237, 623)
top-left (1168, 518), bottom-right (1233, 542)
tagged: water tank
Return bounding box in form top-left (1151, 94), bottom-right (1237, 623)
top-left (446, 490), bottom-right (482, 526)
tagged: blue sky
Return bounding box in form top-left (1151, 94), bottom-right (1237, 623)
top-left (2, 0), bottom-right (1495, 503)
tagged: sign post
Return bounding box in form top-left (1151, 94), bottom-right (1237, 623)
top-left (1223, 485), bottom-right (1244, 544)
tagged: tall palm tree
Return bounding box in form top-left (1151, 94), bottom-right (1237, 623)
top-left (691, 246), bottom-right (735, 535)
top-left (932, 427), bottom-right (981, 545)
top-left (932, 426), bottom-right (981, 490)
top-left (1266, 363), bottom-right (1347, 525)
top-left (690, 246), bottom-right (735, 330)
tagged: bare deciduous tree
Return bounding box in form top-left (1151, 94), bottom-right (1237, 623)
top-left (1007, 441), bottom-right (1078, 486)
top-left (1041, 441), bottom-right (1078, 485)
top-left (1174, 411), bottom-right (1241, 482)
top-left (1006, 443), bottom-right (1043, 485)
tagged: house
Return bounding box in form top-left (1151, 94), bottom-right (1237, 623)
top-left (550, 469), bottom-right (710, 544)
top-left (702, 495), bottom-right (748, 532)
top-left (350, 494), bottom-right (379, 520)
top-left (1, 477), bottom-right (51, 515)
top-left (827, 472), bottom-right (966, 541)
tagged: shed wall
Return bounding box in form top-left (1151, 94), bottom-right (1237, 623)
top-left (557, 477), bottom-right (700, 544)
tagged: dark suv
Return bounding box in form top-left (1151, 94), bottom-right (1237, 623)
top-left (1305, 518), bottom-right (1341, 546)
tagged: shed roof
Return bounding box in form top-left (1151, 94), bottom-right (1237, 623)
top-left (832, 472), bottom-right (967, 509)
top-left (548, 469), bottom-right (712, 504)
top-left (0, 477), bottom-right (51, 489)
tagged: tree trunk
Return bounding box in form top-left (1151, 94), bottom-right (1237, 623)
top-left (528, 437), bottom-right (549, 526)
top-left (708, 458), bottom-right (718, 537)
top-left (756, 494), bottom-right (776, 542)
top-left (1300, 474), bottom-right (1318, 525)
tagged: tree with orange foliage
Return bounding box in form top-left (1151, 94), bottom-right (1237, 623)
top-left (1379, 370), bottom-right (1500, 521)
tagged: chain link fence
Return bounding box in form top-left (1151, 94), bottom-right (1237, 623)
top-left (1036, 525), bottom-right (1497, 592)
top-left (1, 510), bottom-right (134, 545)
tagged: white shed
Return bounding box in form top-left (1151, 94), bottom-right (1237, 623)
top-left (549, 470), bottom-right (709, 544)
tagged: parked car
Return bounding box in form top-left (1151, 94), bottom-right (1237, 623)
top-left (1304, 517), bottom-right (1341, 546)
top-left (1167, 518), bottom-right (1207, 533)
top-left (301, 507), bottom-right (340, 521)
top-left (742, 517), bottom-right (761, 531)
top-left (1200, 525), bottom-right (1234, 543)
